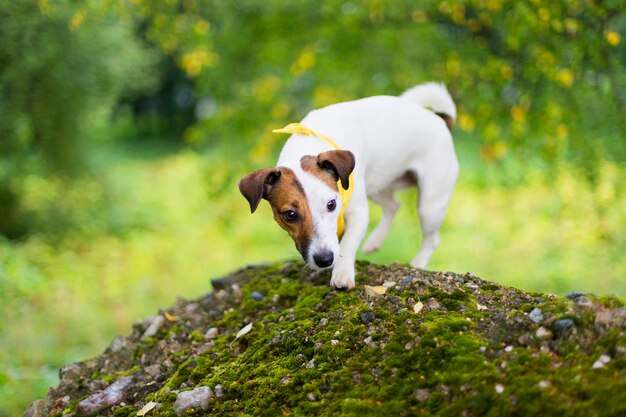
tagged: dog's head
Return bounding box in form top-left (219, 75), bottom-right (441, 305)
top-left (239, 150), bottom-right (355, 269)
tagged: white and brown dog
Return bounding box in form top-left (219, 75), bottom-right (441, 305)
top-left (239, 82), bottom-right (458, 290)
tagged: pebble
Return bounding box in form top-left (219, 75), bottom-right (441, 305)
top-left (504, 345), bottom-right (513, 352)
top-left (313, 342), bottom-right (324, 351)
top-left (76, 376), bottom-right (134, 415)
top-left (319, 318), bottom-right (329, 326)
top-left (141, 316), bottom-right (165, 340)
top-left (360, 312), bottom-right (376, 324)
top-left (565, 291), bottom-right (585, 300)
top-left (538, 380), bottom-right (551, 389)
top-left (535, 297), bottom-right (546, 303)
top-left (108, 336), bottom-right (127, 353)
top-left (231, 284), bottom-right (242, 304)
top-left (364, 285), bottom-right (388, 297)
top-left (575, 296), bottom-right (592, 307)
top-left (382, 281), bottom-right (396, 288)
top-left (250, 291), bottom-right (265, 301)
top-left (306, 358), bottom-right (315, 369)
top-left (536, 326), bottom-right (553, 339)
top-left (529, 307), bottom-right (544, 323)
top-left (495, 383), bottom-right (505, 394)
top-left (592, 354), bottom-right (611, 369)
top-left (553, 318), bottom-right (575, 337)
top-left (173, 386), bottom-right (213, 416)
top-left (331, 339), bottom-right (339, 345)
top-left (402, 276), bottom-right (415, 284)
top-left (205, 327), bottom-right (219, 339)
top-left (307, 393), bottom-right (318, 402)
top-left (414, 389), bottom-right (431, 402)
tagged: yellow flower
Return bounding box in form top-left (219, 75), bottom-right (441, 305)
top-left (290, 45), bottom-right (317, 75)
top-left (604, 31), bottom-right (621, 46)
top-left (69, 10), bottom-right (85, 32)
top-left (556, 69), bottom-right (574, 87)
top-left (458, 113), bottom-right (475, 132)
top-left (511, 105), bottom-right (526, 124)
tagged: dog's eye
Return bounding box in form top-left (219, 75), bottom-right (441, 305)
top-left (327, 199), bottom-right (337, 212)
top-left (282, 210), bottom-right (298, 223)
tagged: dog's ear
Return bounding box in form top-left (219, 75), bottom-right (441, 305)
top-left (317, 150), bottom-right (355, 190)
top-left (238, 168), bottom-right (282, 213)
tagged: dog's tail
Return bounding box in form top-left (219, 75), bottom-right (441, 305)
top-left (400, 82), bottom-right (456, 131)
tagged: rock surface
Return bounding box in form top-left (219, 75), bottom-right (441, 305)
top-left (26, 261), bottom-right (626, 416)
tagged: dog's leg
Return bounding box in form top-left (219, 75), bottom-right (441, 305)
top-left (362, 190), bottom-right (399, 253)
top-left (410, 165), bottom-right (457, 269)
top-left (330, 192), bottom-right (369, 291)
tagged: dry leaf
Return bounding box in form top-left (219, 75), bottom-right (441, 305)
top-left (137, 401), bottom-right (157, 416)
top-left (413, 301), bottom-right (424, 313)
top-left (235, 322), bottom-right (253, 340)
top-left (163, 311), bottom-right (178, 321)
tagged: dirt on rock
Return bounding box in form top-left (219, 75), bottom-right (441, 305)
top-left (25, 261), bottom-right (626, 416)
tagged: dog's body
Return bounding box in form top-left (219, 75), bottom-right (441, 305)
top-left (240, 82), bottom-right (458, 290)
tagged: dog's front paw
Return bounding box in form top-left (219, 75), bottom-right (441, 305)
top-left (330, 263), bottom-right (355, 291)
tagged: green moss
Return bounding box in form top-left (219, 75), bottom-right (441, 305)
top-left (112, 405), bottom-right (137, 417)
top-left (188, 330), bottom-right (204, 342)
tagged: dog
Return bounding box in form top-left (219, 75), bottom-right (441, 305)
top-left (239, 82), bottom-right (458, 290)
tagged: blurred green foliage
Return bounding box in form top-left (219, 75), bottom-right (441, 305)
top-left (0, 0), bottom-right (625, 415)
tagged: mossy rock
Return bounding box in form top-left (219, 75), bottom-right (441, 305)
top-left (26, 261), bottom-right (626, 416)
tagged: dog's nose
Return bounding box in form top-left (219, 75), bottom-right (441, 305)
top-left (313, 251), bottom-right (334, 268)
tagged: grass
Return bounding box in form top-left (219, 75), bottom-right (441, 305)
top-left (0, 135), bottom-right (624, 416)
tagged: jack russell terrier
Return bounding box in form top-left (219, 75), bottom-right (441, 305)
top-left (239, 82), bottom-right (458, 290)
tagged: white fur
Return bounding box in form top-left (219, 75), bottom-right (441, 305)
top-left (276, 82), bottom-right (459, 290)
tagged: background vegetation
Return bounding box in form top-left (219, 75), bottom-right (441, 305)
top-left (1, 0), bottom-right (624, 414)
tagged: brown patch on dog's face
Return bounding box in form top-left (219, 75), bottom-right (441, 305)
top-left (264, 168), bottom-right (314, 259)
top-left (300, 155), bottom-right (338, 191)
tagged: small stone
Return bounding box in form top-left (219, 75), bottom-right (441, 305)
top-left (382, 281), bottom-right (396, 288)
top-left (313, 342), bottom-right (324, 351)
top-left (592, 354), bottom-right (611, 369)
top-left (108, 336), bottom-right (126, 353)
top-left (413, 301), bottom-right (424, 314)
top-left (529, 308), bottom-right (544, 323)
top-left (504, 345), bottom-right (513, 352)
top-left (76, 376), bottom-right (134, 415)
top-left (404, 341), bottom-right (414, 351)
top-left (306, 359), bottom-right (315, 369)
top-left (535, 297), bottom-right (546, 303)
top-left (331, 339), bottom-right (339, 345)
top-left (205, 327), bottom-right (219, 339)
top-left (575, 296), bottom-right (592, 307)
top-left (553, 318), bottom-right (575, 337)
top-left (565, 291), bottom-right (585, 300)
top-left (173, 386), bottom-right (213, 416)
top-left (414, 389), bottom-right (431, 402)
top-left (476, 302), bottom-right (488, 311)
top-left (495, 383), bottom-right (505, 394)
top-left (272, 294), bottom-right (280, 303)
top-left (307, 393), bottom-right (318, 402)
top-left (141, 316), bottom-right (165, 340)
top-left (250, 291), bottom-right (265, 301)
top-left (479, 346), bottom-right (487, 352)
top-left (281, 376), bottom-right (291, 385)
top-left (364, 285), bottom-right (388, 297)
top-left (231, 284), bottom-right (242, 303)
top-left (360, 311), bottom-right (376, 324)
top-left (319, 318), bottom-right (329, 326)
top-left (402, 276), bottom-right (415, 284)
top-left (363, 336), bottom-right (377, 348)
top-left (538, 380), bottom-right (551, 389)
top-left (536, 326), bottom-right (553, 339)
